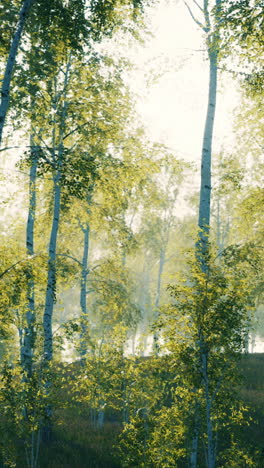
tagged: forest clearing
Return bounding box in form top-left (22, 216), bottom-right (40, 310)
top-left (0, 0), bottom-right (263, 467)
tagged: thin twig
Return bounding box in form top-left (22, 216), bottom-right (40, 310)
top-left (203, 0), bottom-right (211, 32)
top-left (63, 122), bottom-right (89, 141)
top-left (0, 255), bottom-right (35, 279)
top-left (184, 1), bottom-right (206, 31)
top-left (192, 0), bottom-right (203, 12)
top-left (57, 253), bottom-right (82, 267)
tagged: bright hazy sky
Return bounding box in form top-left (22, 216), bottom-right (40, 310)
top-left (0, 0), bottom-right (240, 226)
top-left (128, 0), bottom-right (239, 164)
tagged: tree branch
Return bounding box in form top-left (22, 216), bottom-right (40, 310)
top-left (192, 0), bottom-right (203, 12)
top-left (31, 129), bottom-right (54, 163)
top-left (203, 0), bottom-right (211, 32)
top-left (184, 1), bottom-right (206, 31)
top-left (57, 253), bottom-right (82, 267)
top-left (55, 54), bottom-right (72, 104)
top-left (0, 145), bottom-right (21, 153)
top-left (63, 122), bottom-right (89, 141)
top-left (0, 255), bottom-right (36, 279)
top-left (76, 216), bottom-right (86, 232)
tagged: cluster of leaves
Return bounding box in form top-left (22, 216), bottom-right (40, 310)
top-left (0, 0), bottom-right (263, 466)
top-left (218, 0), bottom-right (264, 95)
top-left (117, 249), bottom-right (257, 467)
top-left (0, 361), bottom-right (56, 468)
top-left (88, 0), bottom-right (150, 40)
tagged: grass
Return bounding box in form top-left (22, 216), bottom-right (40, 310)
top-left (238, 353), bottom-right (264, 462)
top-left (40, 422), bottom-right (122, 468)
top-left (4, 354), bottom-right (264, 467)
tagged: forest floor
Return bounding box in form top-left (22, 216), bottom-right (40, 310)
top-left (20, 354), bottom-right (264, 468)
top-left (238, 353), bottom-right (264, 461)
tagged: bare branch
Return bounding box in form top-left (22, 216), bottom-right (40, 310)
top-left (0, 255), bottom-right (36, 279)
top-left (0, 260), bottom-right (24, 279)
top-left (76, 216), bottom-right (86, 232)
top-left (31, 129), bottom-right (54, 160)
top-left (67, 141), bottom-right (78, 153)
top-left (0, 145), bottom-right (54, 168)
top-left (192, 0), bottom-right (203, 12)
top-left (63, 122), bottom-right (89, 141)
top-left (89, 264), bottom-right (101, 272)
top-left (203, 0), bottom-right (211, 32)
top-left (0, 145), bottom-right (21, 153)
top-left (57, 253), bottom-right (82, 267)
top-left (184, 1), bottom-right (206, 31)
top-left (55, 54), bottom-right (72, 104)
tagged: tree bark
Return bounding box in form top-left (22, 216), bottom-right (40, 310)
top-left (43, 171), bottom-right (61, 363)
top-left (41, 60), bottom-right (71, 443)
top-left (186, 1), bottom-right (221, 465)
top-left (153, 247), bottom-right (165, 352)
top-left (197, 3), bottom-right (220, 456)
top-left (197, 48), bottom-right (218, 269)
top-left (41, 170), bottom-right (61, 444)
top-left (0, 0), bottom-right (34, 145)
top-left (21, 138), bottom-right (38, 377)
top-left (201, 351), bottom-right (216, 468)
top-left (139, 257), bottom-right (151, 356)
top-left (216, 196), bottom-right (221, 254)
top-left (79, 222), bottom-right (90, 357)
top-left (43, 57), bottom-right (71, 364)
top-left (190, 401), bottom-right (200, 468)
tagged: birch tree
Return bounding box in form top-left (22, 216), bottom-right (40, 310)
top-left (0, 0), bottom-right (149, 142)
top-left (0, 0), bottom-right (34, 146)
top-left (20, 137), bottom-right (38, 379)
top-left (184, 0), bottom-right (221, 268)
top-left (218, 0), bottom-right (263, 97)
top-left (122, 254), bottom-right (254, 468)
top-left (183, 3), bottom-right (222, 465)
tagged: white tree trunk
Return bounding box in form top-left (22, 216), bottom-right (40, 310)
top-left (43, 57), bottom-right (71, 364)
top-left (186, 2), bottom-right (221, 465)
top-left (202, 351), bottom-right (216, 468)
top-left (43, 172), bottom-right (61, 362)
top-left (153, 247), bottom-right (165, 352)
top-left (140, 258), bottom-right (151, 356)
top-left (21, 138), bottom-right (38, 377)
top-left (197, 49), bottom-right (218, 268)
top-left (0, 0), bottom-right (34, 145)
top-left (80, 222), bottom-right (90, 357)
top-left (190, 403), bottom-right (199, 468)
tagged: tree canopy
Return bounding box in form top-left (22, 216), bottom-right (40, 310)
top-left (0, 0), bottom-right (263, 467)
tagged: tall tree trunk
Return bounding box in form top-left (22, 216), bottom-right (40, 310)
top-left (195, 0), bottom-right (222, 269)
top-left (43, 57), bottom-right (71, 364)
top-left (198, 4), bottom-right (220, 462)
top-left (201, 351), bottom-right (216, 468)
top-left (21, 137), bottom-right (38, 378)
top-left (41, 59), bottom-right (71, 442)
top-left (216, 196), bottom-right (222, 254)
top-left (41, 170), bottom-right (61, 443)
top-left (139, 258), bottom-right (151, 356)
top-left (197, 47), bottom-right (218, 269)
top-left (251, 334), bottom-right (256, 354)
top-left (185, 2), bottom-right (221, 465)
top-left (190, 401), bottom-right (200, 468)
top-left (0, 0), bottom-right (34, 145)
top-left (43, 172), bottom-right (61, 363)
top-left (79, 222), bottom-right (90, 357)
top-left (97, 404), bottom-right (105, 429)
top-left (153, 247), bottom-right (165, 352)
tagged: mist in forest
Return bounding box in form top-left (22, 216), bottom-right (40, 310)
top-left (0, 1), bottom-right (263, 467)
